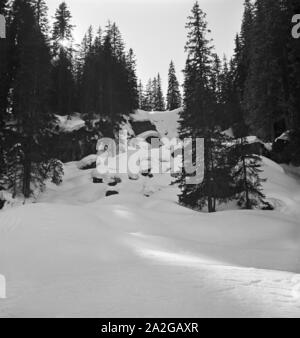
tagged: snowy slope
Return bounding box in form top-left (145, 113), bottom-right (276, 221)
top-left (0, 110), bottom-right (300, 317)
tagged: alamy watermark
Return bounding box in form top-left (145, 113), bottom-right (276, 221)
top-left (0, 13), bottom-right (299, 40)
top-left (0, 14), bottom-right (5, 39)
top-left (96, 131), bottom-right (204, 185)
top-left (0, 274), bottom-right (6, 299)
top-left (292, 14), bottom-right (300, 39)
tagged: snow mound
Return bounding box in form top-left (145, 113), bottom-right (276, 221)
top-left (77, 154), bottom-right (97, 170)
top-left (56, 114), bottom-right (85, 133)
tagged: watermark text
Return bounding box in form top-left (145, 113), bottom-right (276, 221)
top-left (0, 274), bottom-right (6, 299)
top-left (292, 14), bottom-right (300, 39)
top-left (95, 132), bottom-right (204, 185)
top-left (0, 14), bottom-right (6, 39)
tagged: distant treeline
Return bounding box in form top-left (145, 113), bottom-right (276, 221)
top-left (0, 0), bottom-right (139, 197)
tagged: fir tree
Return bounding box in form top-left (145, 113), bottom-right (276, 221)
top-left (138, 80), bottom-right (144, 109)
top-left (232, 137), bottom-right (270, 209)
top-left (6, 0), bottom-right (63, 197)
top-left (51, 1), bottom-right (75, 116)
top-left (107, 22), bottom-right (124, 61)
top-left (235, 0), bottom-right (254, 104)
top-left (125, 48), bottom-right (139, 112)
top-left (179, 2), bottom-right (233, 213)
top-left (244, 0), bottom-right (289, 140)
top-left (30, 0), bottom-right (49, 36)
top-left (52, 1), bottom-right (73, 51)
top-left (76, 22), bottom-right (139, 124)
top-left (0, 0), bottom-right (9, 123)
top-left (167, 61), bottom-right (182, 110)
top-left (285, 0), bottom-right (300, 164)
top-left (144, 79), bottom-right (154, 111)
top-left (152, 74), bottom-right (165, 111)
top-left (210, 54), bottom-right (223, 126)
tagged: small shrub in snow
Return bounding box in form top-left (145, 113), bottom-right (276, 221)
top-left (231, 138), bottom-right (272, 210)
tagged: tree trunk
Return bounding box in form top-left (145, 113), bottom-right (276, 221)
top-left (23, 140), bottom-right (32, 198)
top-left (242, 154), bottom-right (250, 209)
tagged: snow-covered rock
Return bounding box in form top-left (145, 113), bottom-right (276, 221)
top-left (77, 154), bottom-right (97, 170)
top-left (0, 190), bottom-right (14, 210)
top-left (56, 114), bottom-right (86, 133)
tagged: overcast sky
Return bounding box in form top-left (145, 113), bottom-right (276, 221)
top-left (47, 0), bottom-right (244, 92)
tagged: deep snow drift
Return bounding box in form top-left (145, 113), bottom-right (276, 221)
top-left (0, 110), bottom-right (300, 318)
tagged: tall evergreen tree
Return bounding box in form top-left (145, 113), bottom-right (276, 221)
top-left (107, 22), bottom-right (125, 61)
top-left (0, 0), bottom-right (9, 119)
top-left (52, 1), bottom-right (73, 50)
top-left (210, 54), bottom-right (222, 125)
top-left (125, 48), bottom-right (139, 112)
top-left (152, 73), bottom-right (165, 111)
top-left (143, 78), bottom-right (154, 111)
top-left (284, 0), bottom-right (300, 164)
top-left (179, 2), bottom-right (233, 213)
top-left (235, 0), bottom-right (254, 105)
top-left (3, 0), bottom-right (62, 197)
top-left (30, 0), bottom-right (49, 36)
top-left (138, 80), bottom-right (144, 109)
top-left (244, 0), bottom-right (289, 140)
top-left (219, 56), bottom-right (246, 134)
top-left (231, 137), bottom-right (269, 209)
top-left (225, 0), bottom-right (254, 136)
top-left (51, 1), bottom-right (75, 116)
top-left (0, 0), bottom-right (10, 181)
top-left (167, 61), bottom-right (182, 110)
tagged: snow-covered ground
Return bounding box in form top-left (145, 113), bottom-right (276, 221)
top-left (0, 111), bottom-right (300, 318)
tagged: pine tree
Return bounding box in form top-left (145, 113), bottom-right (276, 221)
top-left (143, 79), bottom-right (153, 111)
top-left (75, 28), bottom-right (97, 116)
top-left (231, 137), bottom-right (270, 209)
top-left (5, 0), bottom-right (63, 197)
top-left (0, 1), bottom-right (10, 182)
top-left (244, 0), bottom-right (289, 140)
top-left (152, 74), bottom-right (165, 111)
top-left (51, 1), bottom-right (75, 116)
top-left (125, 48), bottom-right (139, 112)
top-left (284, 0), bottom-right (300, 165)
top-left (138, 80), bottom-right (144, 109)
top-left (52, 1), bottom-right (73, 51)
top-left (151, 77), bottom-right (158, 110)
top-left (30, 0), bottom-right (49, 36)
top-left (225, 1), bottom-right (254, 136)
top-left (0, 0), bottom-right (9, 119)
top-left (210, 54), bottom-right (222, 126)
top-left (218, 56), bottom-right (246, 134)
top-left (107, 22), bottom-right (124, 61)
top-left (235, 0), bottom-right (254, 104)
top-left (178, 2), bottom-right (234, 213)
top-left (75, 22), bottom-right (138, 127)
top-left (167, 61), bottom-right (182, 110)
